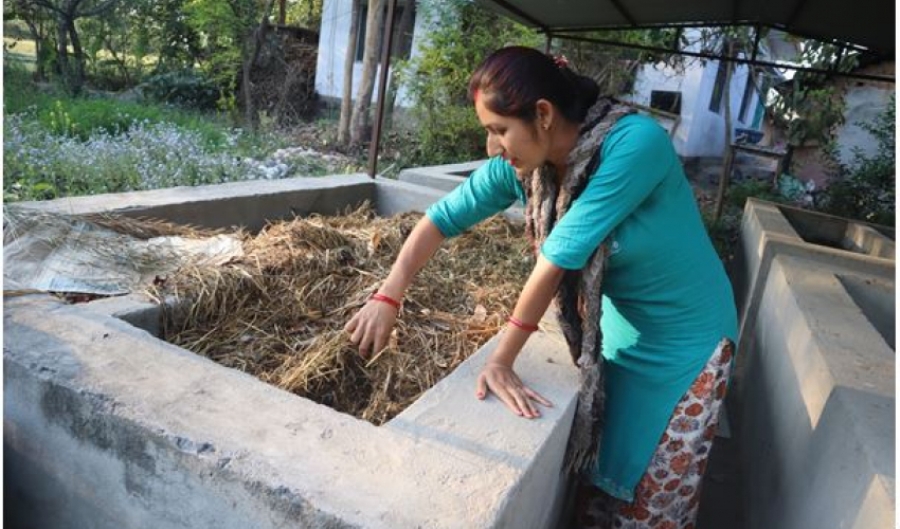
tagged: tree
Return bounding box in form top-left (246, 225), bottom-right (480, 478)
top-left (556, 28), bottom-right (686, 96)
top-left (140, 0), bottom-right (202, 73)
top-left (349, 0), bottom-right (386, 147)
top-left (285, 0), bottom-right (323, 28)
top-left (7, 0), bottom-right (56, 80)
top-left (26, 0), bottom-right (121, 94)
top-left (337, 0), bottom-right (360, 145)
top-left (241, 0), bottom-right (276, 130)
top-left (185, 0), bottom-right (264, 120)
top-left (767, 41), bottom-right (857, 151)
top-left (17, 0), bottom-right (119, 94)
top-left (395, 0), bottom-right (540, 164)
top-left (381, 0), bottom-right (415, 130)
top-left (713, 38), bottom-right (736, 221)
top-left (817, 95), bottom-right (895, 225)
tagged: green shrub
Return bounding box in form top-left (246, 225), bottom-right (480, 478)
top-left (142, 70), bottom-right (221, 111)
top-left (88, 58), bottom-right (131, 92)
top-left (4, 63), bottom-right (227, 146)
top-left (817, 95), bottom-right (895, 226)
top-left (27, 96), bottom-right (227, 147)
top-left (726, 179), bottom-right (785, 209)
top-left (3, 59), bottom-right (56, 113)
top-left (702, 211), bottom-right (741, 265)
top-left (395, 0), bottom-right (540, 167)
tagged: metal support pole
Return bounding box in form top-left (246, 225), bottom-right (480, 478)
top-left (553, 32), bottom-right (895, 83)
top-left (830, 45), bottom-right (846, 73)
top-left (545, 32), bottom-right (553, 53)
top-left (367, 0), bottom-right (399, 178)
top-left (671, 27), bottom-right (683, 51)
top-left (553, 22), bottom-right (873, 54)
top-left (750, 25), bottom-right (761, 62)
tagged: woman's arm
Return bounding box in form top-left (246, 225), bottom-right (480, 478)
top-left (347, 158), bottom-right (519, 356)
top-left (344, 216), bottom-right (445, 356)
top-left (476, 254), bottom-right (564, 418)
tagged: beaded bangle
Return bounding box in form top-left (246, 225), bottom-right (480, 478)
top-left (371, 292), bottom-right (402, 310)
top-left (508, 316), bottom-right (539, 333)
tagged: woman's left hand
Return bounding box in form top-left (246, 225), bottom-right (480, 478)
top-left (475, 362), bottom-right (553, 419)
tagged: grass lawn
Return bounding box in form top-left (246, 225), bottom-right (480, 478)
top-left (3, 36), bottom-right (158, 71)
top-left (4, 37), bottom-right (36, 67)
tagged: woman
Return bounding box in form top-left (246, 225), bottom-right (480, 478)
top-left (345, 46), bottom-right (737, 529)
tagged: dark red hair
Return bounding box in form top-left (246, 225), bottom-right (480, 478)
top-left (468, 46), bottom-right (600, 124)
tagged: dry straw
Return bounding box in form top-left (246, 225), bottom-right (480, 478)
top-left (155, 204), bottom-right (532, 425)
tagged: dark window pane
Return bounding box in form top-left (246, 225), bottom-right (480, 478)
top-left (739, 73), bottom-right (755, 122)
top-left (709, 60), bottom-right (727, 113)
top-left (650, 90), bottom-right (682, 115)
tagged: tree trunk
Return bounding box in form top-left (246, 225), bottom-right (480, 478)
top-left (713, 41), bottom-right (735, 222)
top-left (242, 0), bottom-right (276, 131)
top-left (22, 16), bottom-right (47, 81)
top-left (103, 33), bottom-right (131, 86)
top-left (338, 0), bottom-right (361, 146)
top-left (66, 17), bottom-right (86, 94)
top-left (349, 0), bottom-right (386, 147)
top-left (55, 14), bottom-right (72, 90)
top-left (383, 0), bottom-right (414, 130)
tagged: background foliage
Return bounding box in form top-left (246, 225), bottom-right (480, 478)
top-left (3, 0), bottom-right (894, 238)
top-left (817, 95), bottom-right (895, 225)
top-left (394, 0), bottom-right (541, 165)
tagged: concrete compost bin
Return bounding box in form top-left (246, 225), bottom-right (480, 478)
top-left (397, 160), bottom-right (482, 193)
top-left (4, 174), bottom-right (580, 529)
top-left (732, 199), bottom-right (895, 529)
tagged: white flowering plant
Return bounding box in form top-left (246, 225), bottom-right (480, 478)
top-left (4, 110), bottom-right (364, 203)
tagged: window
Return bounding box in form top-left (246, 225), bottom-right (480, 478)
top-left (738, 73), bottom-right (755, 122)
top-left (708, 60), bottom-right (727, 113)
top-left (650, 90), bottom-right (682, 115)
top-left (355, 1), bottom-right (416, 62)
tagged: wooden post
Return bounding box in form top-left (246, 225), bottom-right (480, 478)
top-left (713, 40), bottom-right (735, 222)
top-left (367, 0), bottom-right (399, 178)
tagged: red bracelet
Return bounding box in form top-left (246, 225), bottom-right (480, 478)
top-left (371, 292), bottom-right (402, 310)
top-left (508, 316), bottom-right (539, 332)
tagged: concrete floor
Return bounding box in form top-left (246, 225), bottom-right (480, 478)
top-left (696, 434), bottom-right (745, 529)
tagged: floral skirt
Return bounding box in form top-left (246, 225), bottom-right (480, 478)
top-left (573, 339), bottom-right (734, 529)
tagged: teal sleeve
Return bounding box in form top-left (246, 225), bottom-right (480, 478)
top-left (425, 156), bottom-right (523, 237)
top-left (541, 115), bottom-right (676, 269)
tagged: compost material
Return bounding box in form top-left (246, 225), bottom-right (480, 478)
top-left (157, 205), bottom-right (532, 425)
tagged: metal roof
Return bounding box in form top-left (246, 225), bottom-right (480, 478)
top-left (475, 0), bottom-right (896, 54)
top-left (366, 0), bottom-right (894, 177)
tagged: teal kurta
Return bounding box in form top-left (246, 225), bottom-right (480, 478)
top-left (425, 114), bottom-right (738, 501)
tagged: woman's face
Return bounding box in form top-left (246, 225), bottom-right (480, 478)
top-left (475, 94), bottom-right (549, 176)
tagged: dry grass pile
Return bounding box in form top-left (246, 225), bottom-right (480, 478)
top-left (157, 205), bottom-right (533, 425)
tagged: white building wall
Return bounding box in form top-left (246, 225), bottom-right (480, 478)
top-left (625, 39), bottom-right (764, 158)
top-left (683, 60), bottom-right (760, 157)
top-left (833, 85), bottom-right (893, 166)
top-left (316, 0), bottom-right (430, 108)
top-left (317, 16), bottom-right (768, 156)
top-left (623, 62), bottom-right (704, 155)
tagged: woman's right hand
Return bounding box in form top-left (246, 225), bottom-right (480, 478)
top-left (344, 299), bottom-right (399, 358)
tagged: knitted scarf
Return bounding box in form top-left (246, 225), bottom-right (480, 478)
top-left (516, 97), bottom-right (635, 475)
